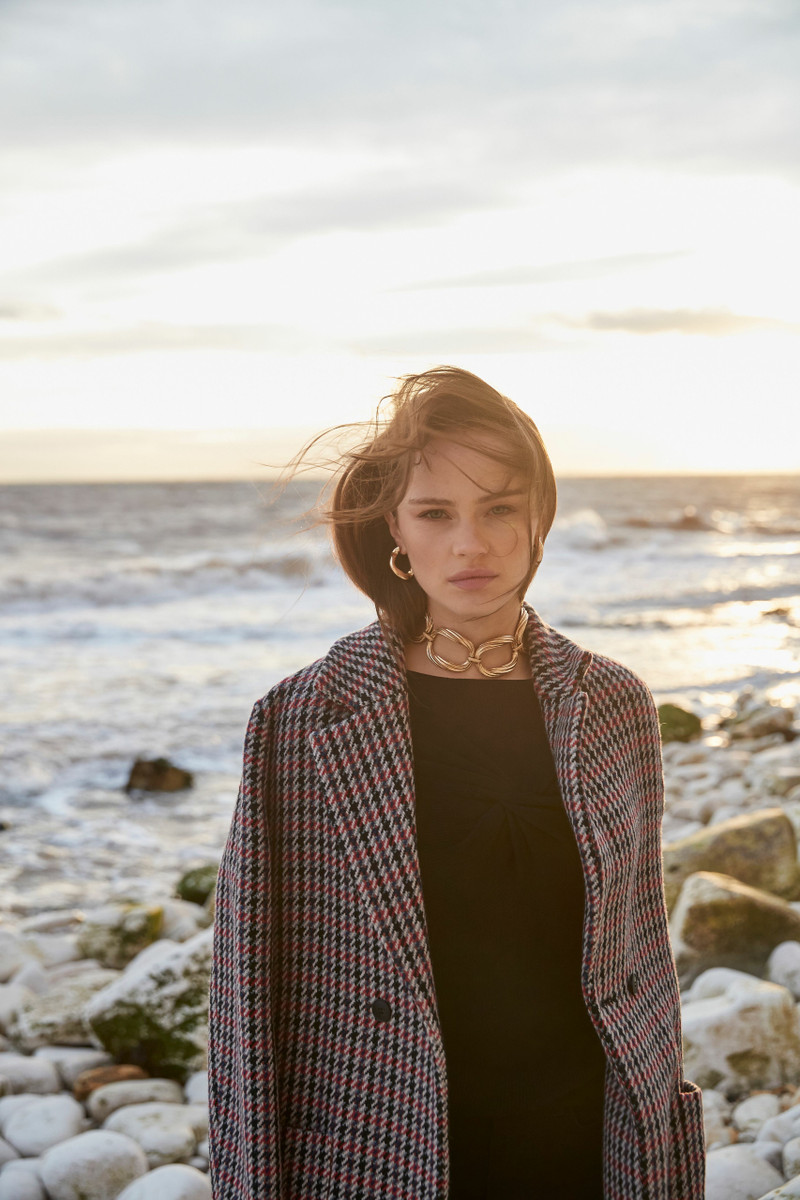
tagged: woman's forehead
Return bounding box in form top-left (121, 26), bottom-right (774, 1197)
top-left (404, 437), bottom-right (524, 498)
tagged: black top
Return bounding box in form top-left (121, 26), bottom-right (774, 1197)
top-left (408, 672), bottom-right (606, 1200)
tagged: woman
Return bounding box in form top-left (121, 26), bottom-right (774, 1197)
top-left (208, 367), bottom-right (705, 1200)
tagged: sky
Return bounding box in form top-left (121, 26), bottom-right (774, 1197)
top-left (1, 0), bottom-right (799, 481)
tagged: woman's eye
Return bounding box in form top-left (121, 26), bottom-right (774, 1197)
top-left (489, 504), bottom-right (514, 516)
top-left (419, 509), bottom-right (448, 520)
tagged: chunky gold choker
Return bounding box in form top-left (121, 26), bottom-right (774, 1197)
top-left (413, 608), bottom-right (528, 678)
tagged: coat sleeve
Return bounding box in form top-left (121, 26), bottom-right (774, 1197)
top-left (209, 698), bottom-right (282, 1198)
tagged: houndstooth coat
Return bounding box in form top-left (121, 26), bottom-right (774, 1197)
top-left (208, 606), bottom-right (706, 1199)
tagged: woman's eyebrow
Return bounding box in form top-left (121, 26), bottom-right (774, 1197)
top-left (407, 488), bottom-right (525, 506)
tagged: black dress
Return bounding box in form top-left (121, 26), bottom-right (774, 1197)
top-left (407, 672), bottom-right (607, 1199)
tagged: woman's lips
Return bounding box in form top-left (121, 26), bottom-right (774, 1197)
top-left (448, 571), bottom-right (498, 591)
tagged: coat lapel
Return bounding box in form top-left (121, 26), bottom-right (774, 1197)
top-left (309, 623), bottom-right (446, 1071)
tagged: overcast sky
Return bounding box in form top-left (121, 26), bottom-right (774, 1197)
top-left (1, 0), bottom-right (799, 479)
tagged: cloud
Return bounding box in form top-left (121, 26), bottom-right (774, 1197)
top-left (395, 252), bottom-right (690, 291)
top-left (1, 0), bottom-right (798, 183)
top-left (0, 321), bottom-right (333, 359)
top-left (0, 300), bottom-right (60, 320)
top-left (562, 307), bottom-right (800, 335)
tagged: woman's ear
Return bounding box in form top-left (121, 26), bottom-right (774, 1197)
top-left (385, 511), bottom-right (402, 549)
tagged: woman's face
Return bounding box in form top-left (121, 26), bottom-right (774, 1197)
top-left (386, 437), bottom-right (535, 631)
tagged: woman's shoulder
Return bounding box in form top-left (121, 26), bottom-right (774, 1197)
top-left (532, 609), bottom-right (655, 709)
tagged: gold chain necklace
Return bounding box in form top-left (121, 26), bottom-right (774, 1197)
top-left (413, 608), bottom-right (528, 678)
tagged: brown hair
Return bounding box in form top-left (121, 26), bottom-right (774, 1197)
top-left (297, 366), bottom-right (557, 641)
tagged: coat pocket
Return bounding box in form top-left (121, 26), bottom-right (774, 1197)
top-left (282, 1126), bottom-right (334, 1200)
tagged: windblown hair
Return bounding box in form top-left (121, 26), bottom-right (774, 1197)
top-left (294, 366), bottom-right (557, 641)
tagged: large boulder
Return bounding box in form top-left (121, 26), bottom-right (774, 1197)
top-left (663, 809), bottom-right (800, 911)
top-left (77, 906), bottom-right (164, 970)
top-left (126, 759), bottom-right (193, 793)
top-left (670, 871), bottom-right (800, 985)
top-left (682, 968), bottom-right (800, 1096)
top-left (85, 928), bottom-right (212, 1081)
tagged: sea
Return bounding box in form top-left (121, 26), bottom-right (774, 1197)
top-left (2, 475), bottom-right (799, 912)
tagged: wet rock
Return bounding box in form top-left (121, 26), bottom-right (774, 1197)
top-left (704, 1143), bottom-right (784, 1200)
top-left (41, 1129), bottom-right (149, 1200)
top-left (85, 928), bottom-right (212, 1081)
top-left (671, 871), bottom-right (800, 984)
top-left (126, 760), bottom-right (193, 794)
top-left (73, 1064), bottom-right (148, 1103)
top-left (663, 809), bottom-right (800, 911)
top-left (683, 968), bottom-right (800, 1096)
top-left (174, 866), bottom-right (217, 908)
top-left (723, 696), bottom-right (796, 741)
top-left (77, 905), bottom-right (164, 970)
top-left (658, 703), bottom-right (703, 744)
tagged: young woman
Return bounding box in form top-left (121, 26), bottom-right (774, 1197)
top-left (208, 367), bottom-right (705, 1200)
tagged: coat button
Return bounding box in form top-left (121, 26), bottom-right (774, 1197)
top-left (371, 998), bottom-right (392, 1022)
top-left (627, 971), bottom-right (640, 997)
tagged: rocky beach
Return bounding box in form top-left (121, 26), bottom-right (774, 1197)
top-left (0, 690), bottom-right (800, 1198)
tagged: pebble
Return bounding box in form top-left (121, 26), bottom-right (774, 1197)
top-left (770, 942), bottom-right (800, 999)
top-left (41, 1129), bottom-right (149, 1200)
top-left (104, 1102), bottom-right (208, 1169)
top-left (785, 1138), bottom-right (800, 1180)
top-left (0, 1053), bottom-right (60, 1094)
top-left (705, 1143), bottom-right (784, 1200)
top-left (3, 1092), bottom-right (85, 1156)
top-left (34, 1046), bottom-right (113, 1089)
top-left (0, 1136), bottom-right (19, 1166)
top-left (0, 1158), bottom-right (47, 1200)
top-left (74, 1064), bottom-right (149, 1102)
top-left (733, 1092), bottom-right (782, 1139)
top-left (87, 1078), bottom-right (185, 1123)
top-left (116, 1163), bottom-right (213, 1199)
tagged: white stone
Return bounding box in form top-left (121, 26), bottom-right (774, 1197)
top-left (18, 911), bottom-right (83, 935)
top-left (33, 1047), bottom-right (113, 1089)
top-left (769, 942), bottom-right (800, 999)
top-left (116, 1163), bottom-right (212, 1200)
top-left (3, 1093), bottom-right (85, 1156)
top-left (784, 1137), bottom-right (800, 1180)
top-left (681, 969), bottom-right (800, 1094)
top-left (758, 1103), bottom-right (800, 1145)
top-left (758, 1175), bottom-right (800, 1199)
top-left (104, 1102), bottom-right (208, 1169)
top-left (733, 1092), bottom-right (782, 1139)
top-left (10, 968), bottom-right (119, 1050)
top-left (0, 1137), bottom-right (18, 1167)
top-left (0, 1053), bottom-right (60, 1094)
top-left (87, 1078), bottom-right (184, 1123)
top-left (752, 1139), bottom-right (786, 1172)
top-left (11, 961), bottom-right (49, 995)
top-left (160, 901), bottom-right (209, 943)
top-left (183, 1072), bottom-right (207, 1106)
top-left (0, 1159), bottom-right (47, 1200)
top-left (0, 1093), bottom-right (40, 1132)
top-left (705, 1144), bottom-right (784, 1200)
top-left (40, 1129), bottom-right (148, 1200)
top-left (0, 932), bottom-right (29, 984)
top-left (22, 934), bottom-right (80, 968)
top-left (0, 983), bottom-right (35, 1033)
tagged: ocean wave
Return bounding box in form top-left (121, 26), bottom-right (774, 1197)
top-left (0, 542), bottom-right (335, 613)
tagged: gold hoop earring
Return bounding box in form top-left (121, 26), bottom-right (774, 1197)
top-left (390, 546), bottom-right (414, 580)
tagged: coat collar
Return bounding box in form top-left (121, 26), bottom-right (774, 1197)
top-left (313, 603), bottom-right (592, 711)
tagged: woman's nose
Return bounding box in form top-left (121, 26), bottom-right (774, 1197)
top-left (453, 519), bottom-right (489, 556)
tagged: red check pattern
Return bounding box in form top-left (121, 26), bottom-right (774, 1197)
top-left (208, 606), bottom-right (705, 1199)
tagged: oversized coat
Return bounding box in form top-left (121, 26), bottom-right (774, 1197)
top-left (208, 605), bottom-right (706, 1200)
